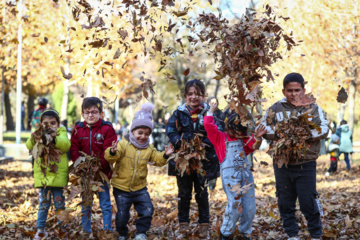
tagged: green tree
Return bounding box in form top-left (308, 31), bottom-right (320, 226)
top-left (52, 82), bottom-right (78, 125)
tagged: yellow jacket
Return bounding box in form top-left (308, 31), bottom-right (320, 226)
top-left (104, 138), bottom-right (168, 192)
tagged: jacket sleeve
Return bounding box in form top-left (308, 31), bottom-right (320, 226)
top-left (166, 110), bottom-right (182, 150)
top-left (310, 105), bottom-right (329, 141)
top-left (242, 134), bottom-right (262, 155)
top-left (258, 106), bottom-right (276, 140)
top-left (204, 115), bottom-right (223, 147)
top-left (104, 140), bottom-right (125, 164)
top-left (70, 127), bottom-right (81, 162)
top-left (25, 136), bottom-right (35, 150)
top-left (149, 146), bottom-right (168, 167)
top-left (101, 125), bottom-right (118, 166)
top-left (55, 127), bottom-right (71, 153)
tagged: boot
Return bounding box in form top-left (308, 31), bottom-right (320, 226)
top-left (179, 222), bottom-right (189, 233)
top-left (219, 233), bottom-right (230, 240)
top-left (198, 223), bottom-right (209, 239)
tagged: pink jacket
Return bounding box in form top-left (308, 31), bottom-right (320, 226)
top-left (204, 116), bottom-right (261, 163)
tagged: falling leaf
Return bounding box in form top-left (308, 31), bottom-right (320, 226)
top-left (336, 87), bottom-right (348, 103)
top-left (184, 68), bottom-right (190, 76)
top-left (44, 37), bottom-right (48, 43)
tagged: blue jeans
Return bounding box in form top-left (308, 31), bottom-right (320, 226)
top-left (37, 187), bottom-right (65, 229)
top-left (339, 152), bottom-right (351, 170)
top-left (274, 161), bottom-right (322, 238)
top-left (81, 181), bottom-right (113, 233)
top-left (113, 187), bottom-right (154, 237)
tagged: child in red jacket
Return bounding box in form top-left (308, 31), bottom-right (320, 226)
top-left (70, 97), bottom-right (117, 234)
top-left (204, 101), bottom-right (266, 240)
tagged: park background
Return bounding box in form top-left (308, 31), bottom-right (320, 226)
top-left (0, 0), bottom-right (360, 239)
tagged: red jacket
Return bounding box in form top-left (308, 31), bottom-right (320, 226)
top-left (70, 119), bottom-right (117, 179)
top-left (204, 115), bottom-right (261, 163)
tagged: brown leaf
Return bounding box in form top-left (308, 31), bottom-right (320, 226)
top-left (184, 68), bottom-right (190, 76)
top-left (337, 87), bottom-right (348, 103)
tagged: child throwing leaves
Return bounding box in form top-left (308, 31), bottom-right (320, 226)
top-left (259, 73), bottom-right (329, 240)
top-left (104, 102), bottom-right (174, 240)
top-left (26, 109), bottom-right (71, 240)
top-left (70, 97), bottom-right (117, 235)
top-left (166, 79), bottom-right (220, 238)
top-left (204, 102), bottom-right (266, 240)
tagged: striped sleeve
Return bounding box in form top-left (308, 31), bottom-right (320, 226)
top-left (310, 105), bottom-right (329, 140)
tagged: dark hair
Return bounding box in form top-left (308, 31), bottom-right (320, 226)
top-left (82, 97), bottom-right (103, 113)
top-left (40, 109), bottom-right (60, 124)
top-left (283, 73), bottom-right (305, 89)
top-left (184, 79), bottom-right (205, 97)
top-left (340, 119), bottom-right (347, 125)
top-left (226, 112), bottom-right (248, 135)
top-left (38, 97), bottom-right (48, 106)
top-left (207, 96), bottom-right (218, 105)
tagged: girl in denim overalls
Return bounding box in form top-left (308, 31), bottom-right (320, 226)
top-left (204, 101), bottom-right (266, 240)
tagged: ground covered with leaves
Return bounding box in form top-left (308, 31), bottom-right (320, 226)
top-left (0, 153), bottom-right (359, 240)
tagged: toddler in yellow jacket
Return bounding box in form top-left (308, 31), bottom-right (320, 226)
top-left (104, 102), bottom-right (174, 240)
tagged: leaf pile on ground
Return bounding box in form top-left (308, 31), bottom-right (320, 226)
top-left (0, 153), bottom-right (359, 239)
top-left (266, 108), bottom-right (321, 168)
top-left (168, 133), bottom-right (207, 177)
top-left (32, 123), bottom-right (62, 177)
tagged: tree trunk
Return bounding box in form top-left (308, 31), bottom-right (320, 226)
top-left (27, 94), bottom-right (35, 130)
top-left (61, 80), bottom-right (69, 122)
top-left (348, 79), bottom-right (356, 134)
top-left (4, 91), bottom-right (14, 130)
top-left (214, 80), bottom-right (221, 98)
top-left (337, 103), bottom-right (347, 124)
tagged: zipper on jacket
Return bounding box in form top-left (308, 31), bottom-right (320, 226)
top-left (129, 147), bottom-right (138, 191)
top-left (89, 127), bottom-right (93, 155)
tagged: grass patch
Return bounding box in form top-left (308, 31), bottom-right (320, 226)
top-left (3, 131), bottom-right (31, 143)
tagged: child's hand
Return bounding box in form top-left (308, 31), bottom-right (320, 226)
top-left (255, 124), bottom-right (267, 139)
top-left (165, 143), bottom-right (174, 156)
top-left (208, 100), bottom-right (218, 114)
top-left (110, 140), bottom-right (118, 153)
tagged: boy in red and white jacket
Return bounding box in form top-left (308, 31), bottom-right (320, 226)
top-left (70, 97), bottom-right (117, 235)
top-left (204, 101), bottom-right (266, 240)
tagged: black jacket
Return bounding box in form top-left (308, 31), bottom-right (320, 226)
top-left (166, 103), bottom-right (220, 180)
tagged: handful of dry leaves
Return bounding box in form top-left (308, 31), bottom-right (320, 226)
top-left (32, 123), bottom-right (62, 178)
top-left (64, 152), bottom-right (109, 209)
top-left (267, 109), bottom-right (321, 168)
top-left (168, 134), bottom-right (207, 177)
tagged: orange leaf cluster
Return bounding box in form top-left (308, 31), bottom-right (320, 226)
top-left (32, 124), bottom-right (62, 178)
top-left (266, 109), bottom-right (321, 167)
top-left (64, 152), bottom-right (109, 209)
top-left (168, 134), bottom-right (207, 177)
top-left (194, 6), bottom-right (297, 120)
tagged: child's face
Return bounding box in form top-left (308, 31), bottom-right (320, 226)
top-left (42, 116), bottom-right (60, 129)
top-left (225, 127), bottom-right (237, 138)
top-left (185, 86), bottom-right (204, 109)
top-left (282, 82), bottom-right (305, 105)
top-left (82, 106), bottom-right (101, 125)
top-left (132, 128), bottom-right (151, 145)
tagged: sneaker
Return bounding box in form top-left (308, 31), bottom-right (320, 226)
top-left (325, 172), bottom-right (330, 177)
top-left (288, 237), bottom-right (300, 240)
top-left (118, 236), bottom-right (126, 240)
top-left (34, 230), bottom-right (48, 240)
top-left (134, 233), bottom-right (147, 240)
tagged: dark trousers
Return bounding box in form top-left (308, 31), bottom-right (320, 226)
top-left (176, 173), bottom-right (210, 223)
top-left (327, 158), bottom-right (338, 173)
top-left (274, 161), bottom-right (322, 238)
top-left (113, 187), bottom-right (154, 236)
